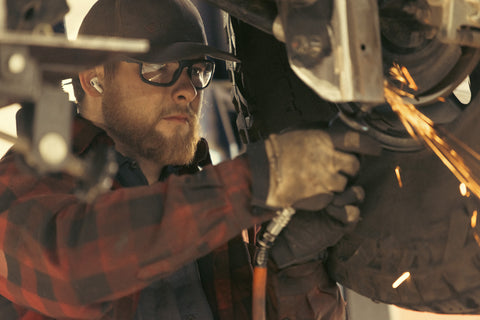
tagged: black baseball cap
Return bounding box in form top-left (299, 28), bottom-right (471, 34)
top-left (78, 0), bottom-right (239, 63)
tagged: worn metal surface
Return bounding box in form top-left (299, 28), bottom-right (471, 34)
top-left (427, 0), bottom-right (480, 47)
top-left (276, 0), bottom-right (385, 103)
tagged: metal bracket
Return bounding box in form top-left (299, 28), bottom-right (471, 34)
top-left (275, 0), bottom-right (385, 103)
top-left (427, 0), bottom-right (480, 47)
top-left (207, 0), bottom-right (385, 103)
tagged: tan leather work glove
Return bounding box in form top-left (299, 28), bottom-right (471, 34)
top-left (247, 126), bottom-right (379, 211)
top-left (265, 129), bottom-right (359, 209)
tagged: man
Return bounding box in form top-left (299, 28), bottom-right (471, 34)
top-left (0, 0), bottom-right (364, 319)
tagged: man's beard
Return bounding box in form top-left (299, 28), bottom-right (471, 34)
top-left (101, 89), bottom-right (200, 166)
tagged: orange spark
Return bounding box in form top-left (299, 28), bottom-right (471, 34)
top-left (390, 64), bottom-right (406, 84)
top-left (401, 66), bottom-right (418, 91)
top-left (389, 63), bottom-right (418, 92)
top-left (474, 232), bottom-right (480, 247)
top-left (472, 210), bottom-right (478, 229)
top-left (395, 166), bottom-right (403, 188)
top-left (392, 272), bottom-right (411, 288)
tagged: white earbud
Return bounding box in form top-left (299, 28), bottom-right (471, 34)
top-left (90, 77), bottom-right (103, 94)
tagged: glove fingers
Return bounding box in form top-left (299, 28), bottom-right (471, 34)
top-left (284, 211), bottom-right (354, 251)
top-left (332, 151), bottom-right (360, 177)
top-left (271, 186), bottom-right (365, 270)
top-left (325, 204), bottom-right (360, 225)
top-left (323, 172), bottom-right (348, 193)
top-left (325, 186), bottom-right (364, 224)
top-left (332, 186), bottom-right (365, 206)
top-left (293, 193), bottom-right (334, 211)
top-left (272, 211), bottom-right (349, 269)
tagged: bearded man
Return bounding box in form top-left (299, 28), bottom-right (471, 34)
top-left (0, 0), bottom-right (364, 319)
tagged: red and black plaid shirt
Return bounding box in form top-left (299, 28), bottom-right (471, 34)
top-left (0, 116), bottom-right (345, 319)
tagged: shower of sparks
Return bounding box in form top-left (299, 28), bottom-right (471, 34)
top-left (472, 210), bottom-right (478, 228)
top-left (390, 63), bottom-right (418, 91)
top-left (395, 166), bottom-right (403, 188)
top-left (392, 272), bottom-right (411, 289)
top-left (384, 65), bottom-right (480, 201)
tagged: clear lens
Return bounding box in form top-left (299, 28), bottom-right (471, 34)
top-left (140, 60), bottom-right (214, 89)
top-left (190, 61), bottom-right (214, 88)
top-left (142, 61), bottom-right (179, 84)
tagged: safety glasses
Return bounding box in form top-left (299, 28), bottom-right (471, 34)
top-left (134, 59), bottom-right (215, 90)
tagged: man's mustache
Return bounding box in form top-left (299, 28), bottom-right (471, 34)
top-left (157, 105), bottom-right (198, 123)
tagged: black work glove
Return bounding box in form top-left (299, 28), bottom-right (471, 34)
top-left (270, 185), bottom-right (364, 269)
top-left (267, 260), bottom-right (346, 320)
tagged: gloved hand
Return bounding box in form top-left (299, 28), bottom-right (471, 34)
top-left (266, 260), bottom-right (346, 320)
top-left (269, 185), bottom-right (364, 269)
top-left (247, 127), bottom-right (378, 211)
top-left (265, 129), bottom-right (358, 209)
top-left (265, 186), bottom-right (364, 319)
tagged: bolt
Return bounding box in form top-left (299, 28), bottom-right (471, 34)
top-left (38, 132), bottom-right (68, 166)
top-left (8, 53), bottom-right (26, 74)
top-left (291, 35), bottom-right (324, 58)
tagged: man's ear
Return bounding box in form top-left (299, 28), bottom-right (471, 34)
top-left (79, 67), bottom-right (104, 97)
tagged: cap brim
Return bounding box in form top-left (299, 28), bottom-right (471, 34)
top-left (131, 42), bottom-right (240, 63)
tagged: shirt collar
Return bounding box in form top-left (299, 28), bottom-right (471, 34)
top-left (72, 115), bottom-right (113, 156)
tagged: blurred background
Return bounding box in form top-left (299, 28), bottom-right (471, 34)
top-left (0, 1), bottom-right (479, 319)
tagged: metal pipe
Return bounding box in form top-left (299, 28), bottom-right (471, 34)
top-left (252, 207), bottom-right (295, 320)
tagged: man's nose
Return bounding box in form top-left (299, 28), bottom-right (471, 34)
top-left (172, 69), bottom-right (197, 104)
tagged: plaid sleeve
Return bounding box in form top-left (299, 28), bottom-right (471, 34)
top-left (0, 153), bottom-right (274, 319)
